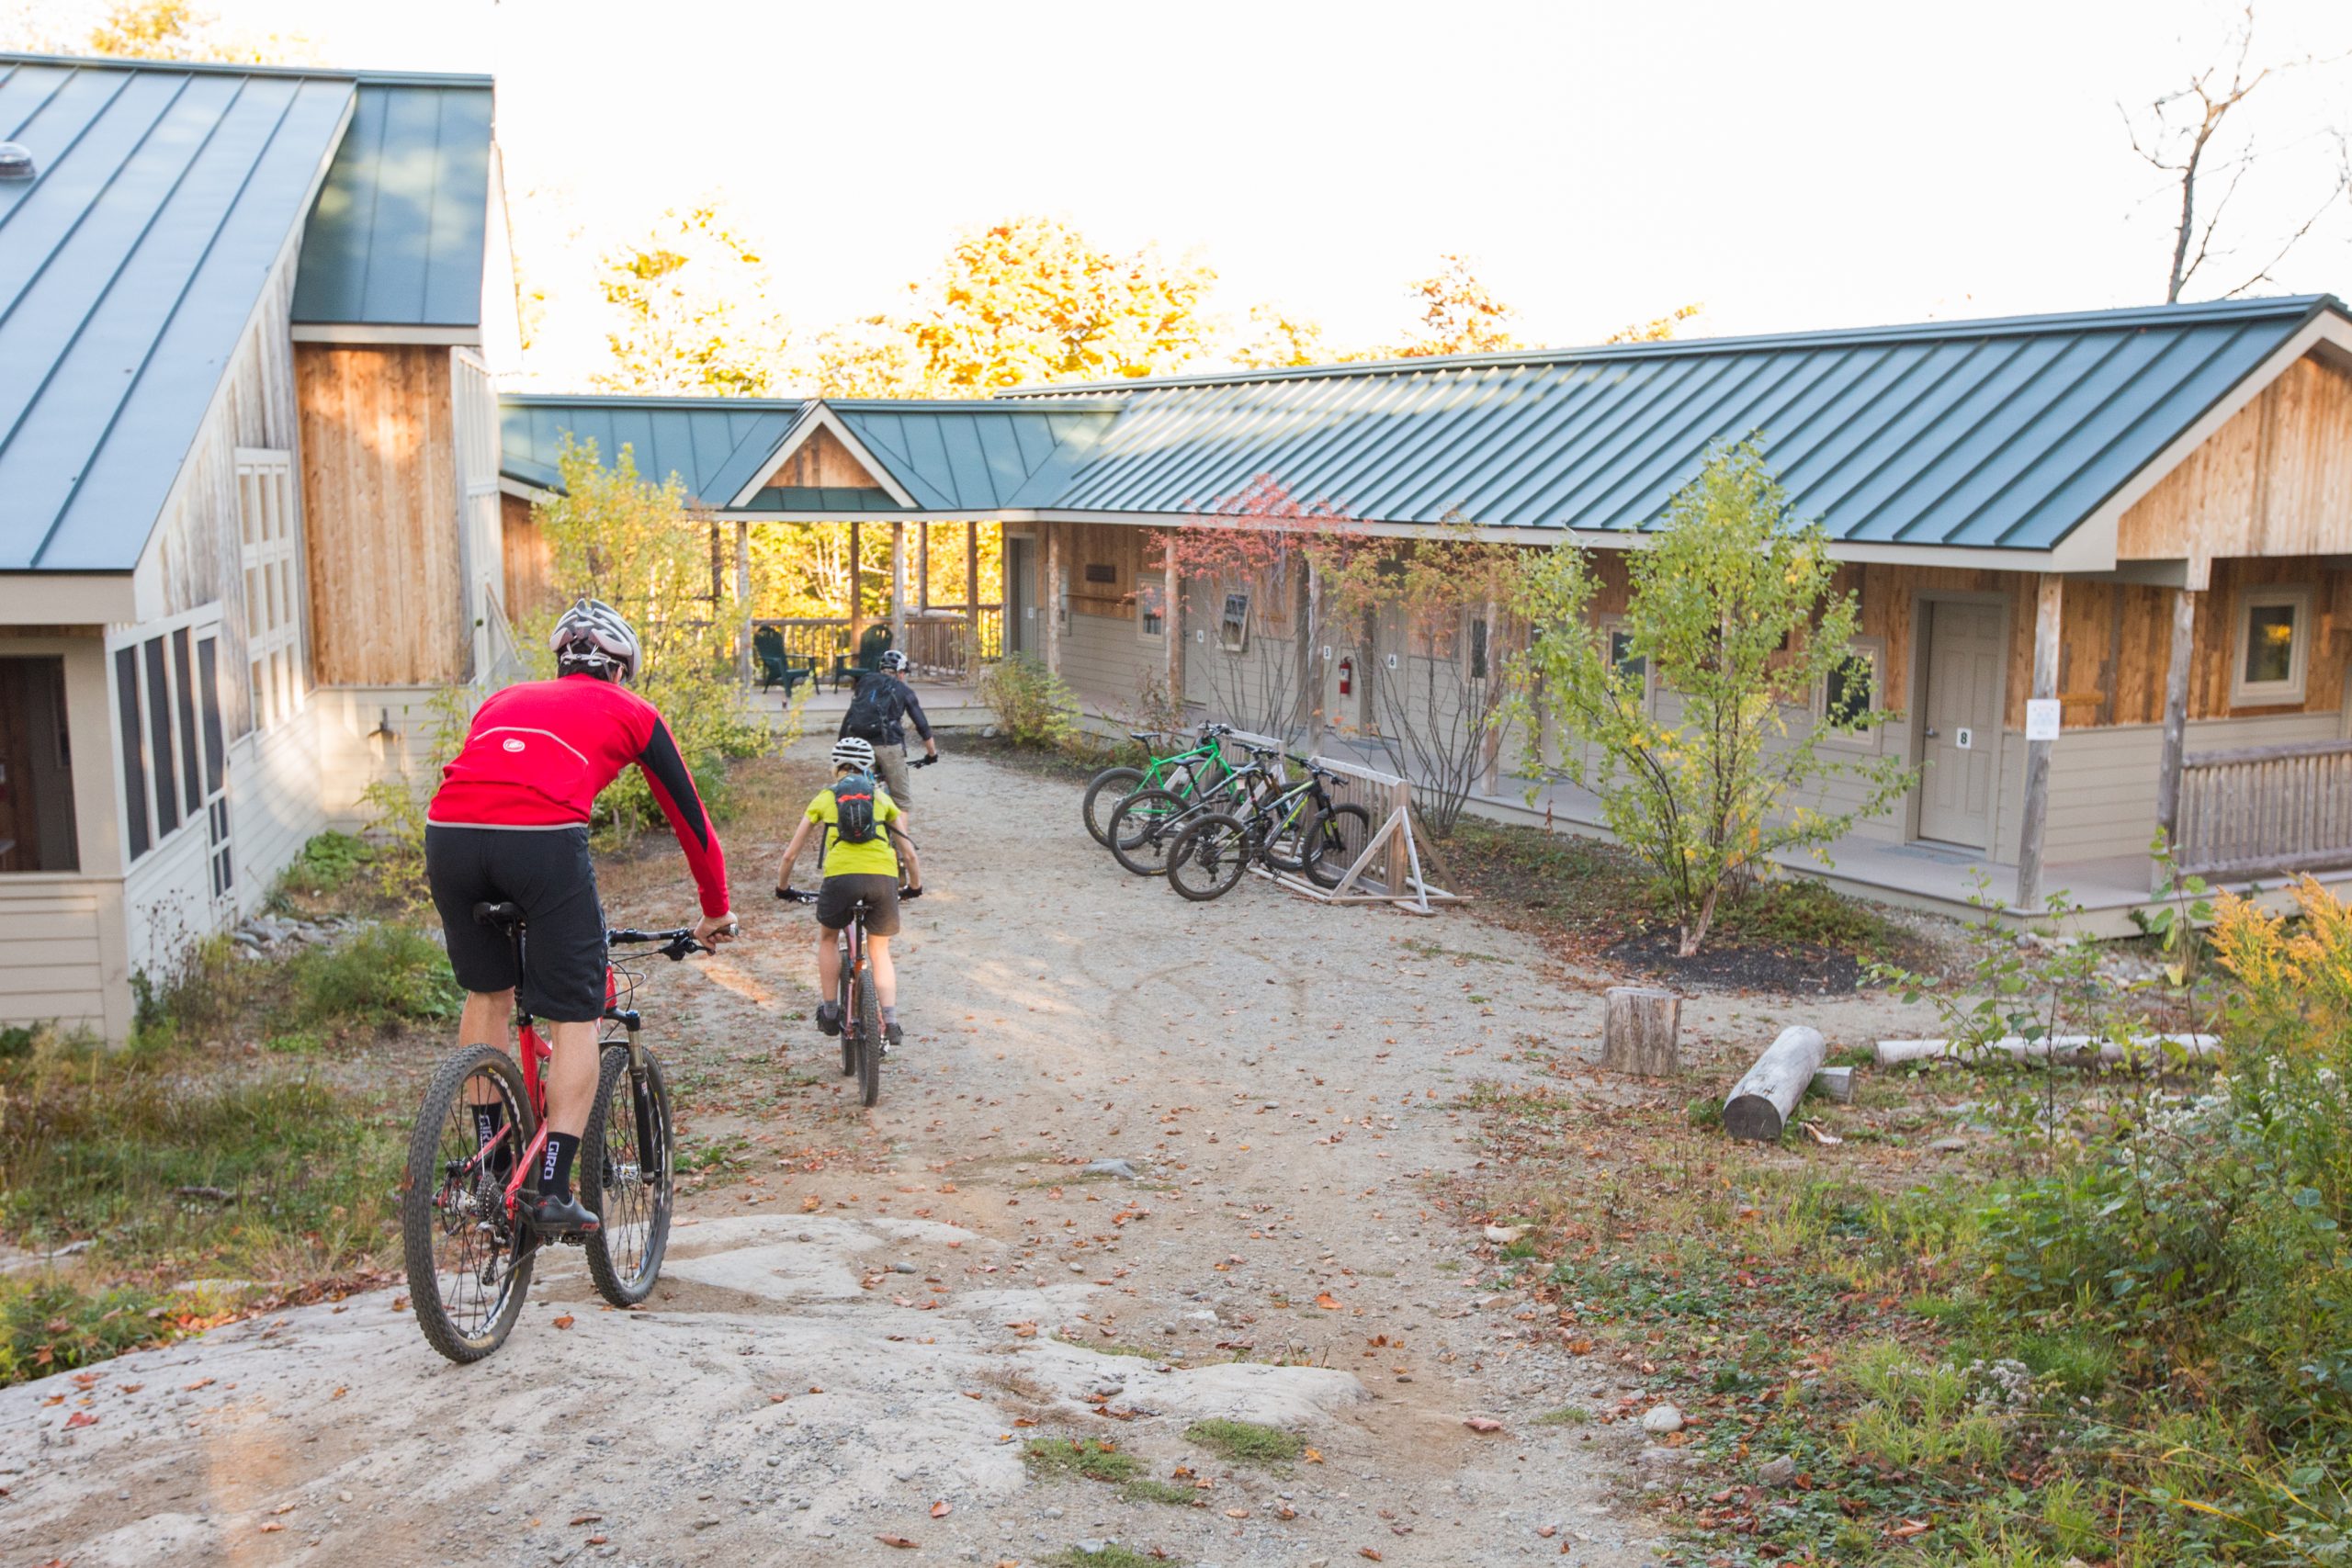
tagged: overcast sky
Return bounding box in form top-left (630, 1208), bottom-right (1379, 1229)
top-left (14, 0), bottom-right (2350, 388)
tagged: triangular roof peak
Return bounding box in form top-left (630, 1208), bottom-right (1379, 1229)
top-left (730, 401), bottom-right (916, 508)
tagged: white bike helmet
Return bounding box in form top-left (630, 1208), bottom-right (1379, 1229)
top-left (831, 735), bottom-right (876, 770)
top-left (877, 649), bottom-right (910, 672)
top-left (551, 598), bottom-right (640, 682)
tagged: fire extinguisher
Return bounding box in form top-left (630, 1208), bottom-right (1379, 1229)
top-left (1337, 655), bottom-right (1353, 697)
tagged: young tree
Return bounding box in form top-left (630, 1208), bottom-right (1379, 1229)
top-left (1318, 520), bottom-right (1527, 835)
top-left (1157, 477), bottom-right (1351, 739)
top-left (1605, 302), bottom-right (1705, 344)
top-left (531, 437), bottom-right (766, 830)
top-left (2123, 4), bottom-right (2352, 300)
top-left (1510, 440), bottom-right (1913, 955)
top-left (594, 205), bottom-right (790, 397)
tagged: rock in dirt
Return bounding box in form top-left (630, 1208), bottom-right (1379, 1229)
top-left (1757, 1454), bottom-right (1797, 1486)
top-left (1640, 1403), bottom-right (1684, 1434)
top-left (1080, 1160), bottom-right (1138, 1179)
top-left (1482, 1224), bottom-right (1528, 1244)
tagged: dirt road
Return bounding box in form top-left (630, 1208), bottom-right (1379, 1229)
top-left (2, 749), bottom-right (1928, 1567)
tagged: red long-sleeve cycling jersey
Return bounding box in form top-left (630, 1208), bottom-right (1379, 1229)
top-left (427, 674), bottom-right (731, 919)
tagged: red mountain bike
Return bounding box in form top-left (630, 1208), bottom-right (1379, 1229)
top-left (399, 902), bottom-right (707, 1363)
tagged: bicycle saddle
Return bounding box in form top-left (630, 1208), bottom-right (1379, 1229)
top-left (474, 901), bottom-right (524, 928)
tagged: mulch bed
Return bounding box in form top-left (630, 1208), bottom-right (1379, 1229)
top-left (1600, 926), bottom-right (1864, 996)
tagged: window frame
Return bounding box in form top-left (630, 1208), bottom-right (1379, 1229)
top-left (2229, 584), bottom-right (2312, 708)
top-left (1218, 588), bottom-right (1251, 654)
top-left (235, 448), bottom-right (304, 733)
top-left (1815, 636), bottom-right (1887, 752)
top-left (106, 608), bottom-right (231, 874)
top-left (1136, 575), bottom-right (1168, 642)
top-left (1598, 616), bottom-right (1652, 707)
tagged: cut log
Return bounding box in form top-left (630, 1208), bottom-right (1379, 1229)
top-left (1809, 1066), bottom-right (1854, 1103)
top-left (1601, 987), bottom-right (1680, 1075)
top-left (1873, 1032), bottom-right (2218, 1067)
top-left (1723, 1026), bottom-right (1826, 1142)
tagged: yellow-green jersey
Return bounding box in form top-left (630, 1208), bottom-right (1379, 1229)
top-left (807, 782), bottom-right (903, 879)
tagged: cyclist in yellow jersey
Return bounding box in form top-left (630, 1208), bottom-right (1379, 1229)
top-left (775, 736), bottom-right (923, 1047)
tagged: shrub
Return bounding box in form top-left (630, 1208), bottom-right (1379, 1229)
top-left (285, 830), bottom-right (371, 896)
top-left (978, 653), bottom-right (1080, 749)
top-left (278, 923), bottom-right (462, 1029)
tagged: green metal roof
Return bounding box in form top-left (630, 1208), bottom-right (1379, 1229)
top-left (499, 393), bottom-right (805, 503)
top-left (830, 401), bottom-right (1123, 511)
top-left (999, 296), bottom-right (2344, 550)
top-left (0, 54), bottom-right (356, 572)
top-left (291, 75), bottom-right (494, 328)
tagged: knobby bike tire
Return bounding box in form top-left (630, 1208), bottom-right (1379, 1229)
top-left (1080, 766), bottom-right (1145, 848)
top-left (401, 1044), bottom-right (537, 1364)
top-left (1261, 804), bottom-right (1313, 874)
top-left (582, 1043), bottom-right (673, 1308)
top-left (838, 938), bottom-right (856, 1077)
top-left (1168, 812), bottom-right (1252, 901)
top-left (1107, 788), bottom-right (1195, 877)
top-left (1303, 802), bottom-right (1375, 890)
top-left (855, 965), bottom-right (883, 1108)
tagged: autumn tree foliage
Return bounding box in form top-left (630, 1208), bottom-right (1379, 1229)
top-left (1156, 477), bottom-right (1353, 739)
top-left (814, 216), bottom-right (1216, 397)
top-left (1393, 254), bottom-right (1523, 358)
top-left (593, 205), bottom-right (791, 397)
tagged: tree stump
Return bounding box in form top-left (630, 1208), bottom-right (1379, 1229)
top-left (1723, 1026), bottom-right (1827, 1142)
top-left (1601, 987), bottom-right (1680, 1076)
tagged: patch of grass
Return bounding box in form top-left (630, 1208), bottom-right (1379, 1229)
top-left (1043, 1545), bottom-right (1175, 1568)
top-left (1119, 1478), bottom-right (1203, 1506)
top-left (1182, 1417), bottom-right (1306, 1468)
top-left (1023, 1436), bottom-right (1142, 1484)
top-left (1533, 1404), bottom-right (1591, 1426)
top-left (277, 923), bottom-right (462, 1031)
top-left (1713, 875), bottom-right (1915, 963)
top-left (0, 1276), bottom-right (184, 1383)
top-left (675, 1132), bottom-right (752, 1178)
top-left (1057, 1335), bottom-right (1161, 1359)
top-left (284, 829), bottom-right (372, 897)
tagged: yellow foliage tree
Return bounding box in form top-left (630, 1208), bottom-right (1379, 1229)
top-left (74, 0), bottom-right (307, 62)
top-left (594, 205), bottom-right (790, 397)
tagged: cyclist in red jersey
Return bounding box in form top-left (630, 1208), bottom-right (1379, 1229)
top-left (424, 599), bottom-right (736, 1234)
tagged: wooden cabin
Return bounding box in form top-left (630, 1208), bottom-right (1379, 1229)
top-left (0, 53), bottom-right (513, 1037)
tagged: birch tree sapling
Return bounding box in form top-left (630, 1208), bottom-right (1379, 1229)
top-left (1510, 440), bottom-right (1913, 956)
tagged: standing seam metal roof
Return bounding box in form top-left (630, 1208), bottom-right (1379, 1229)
top-left (498, 393), bottom-right (806, 503)
top-left (0, 54), bottom-right (356, 573)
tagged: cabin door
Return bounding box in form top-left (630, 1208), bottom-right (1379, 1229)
top-left (1003, 536), bottom-right (1035, 658)
top-left (1917, 601), bottom-right (2003, 850)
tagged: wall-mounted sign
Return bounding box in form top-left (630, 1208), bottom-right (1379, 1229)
top-left (1083, 563), bottom-right (1116, 584)
top-left (1954, 727), bottom-right (1973, 750)
top-left (2023, 698), bottom-right (2062, 742)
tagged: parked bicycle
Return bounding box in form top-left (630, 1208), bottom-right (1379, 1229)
top-left (1164, 754), bottom-right (1374, 900)
top-left (401, 903), bottom-right (704, 1363)
top-left (1104, 745), bottom-right (1275, 877)
top-left (776, 882), bottom-right (920, 1107)
top-left (1081, 723), bottom-right (1237, 847)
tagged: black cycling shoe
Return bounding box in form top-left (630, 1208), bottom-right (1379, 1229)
top-left (816, 1002), bottom-right (842, 1037)
top-left (885, 1022), bottom-right (902, 1054)
top-left (524, 1191), bottom-right (599, 1237)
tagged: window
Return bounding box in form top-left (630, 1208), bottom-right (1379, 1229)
top-left (237, 450), bottom-right (301, 731)
top-left (0, 657), bottom-right (79, 872)
top-left (1817, 638), bottom-right (1884, 747)
top-left (1136, 578), bottom-right (1167, 639)
top-left (1602, 620), bottom-right (1646, 683)
top-left (1218, 590), bottom-right (1251, 653)
top-left (2231, 585), bottom-right (2310, 706)
top-left (1469, 618), bottom-right (1489, 682)
top-left (111, 621), bottom-right (230, 875)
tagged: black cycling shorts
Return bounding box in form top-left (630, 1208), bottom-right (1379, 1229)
top-left (424, 825), bottom-right (607, 1022)
top-left (815, 874), bottom-right (900, 935)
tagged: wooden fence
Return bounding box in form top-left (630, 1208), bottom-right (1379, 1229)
top-left (2177, 739), bottom-right (2352, 877)
top-left (752, 606), bottom-right (1002, 680)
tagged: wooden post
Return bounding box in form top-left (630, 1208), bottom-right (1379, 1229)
top-left (734, 520), bottom-right (752, 687)
top-left (917, 522), bottom-right (930, 613)
top-left (1044, 521), bottom-right (1063, 676)
top-left (1385, 778), bottom-right (1409, 898)
top-left (889, 521), bottom-right (908, 658)
top-left (1300, 551), bottom-right (1323, 751)
top-left (1359, 603), bottom-right (1379, 735)
top-left (2014, 573), bottom-right (2063, 911)
top-left (965, 520), bottom-right (982, 668)
top-left (1165, 558), bottom-right (1184, 712)
top-left (1478, 597), bottom-right (1503, 795)
top-left (1601, 987), bottom-right (1679, 1075)
top-left (1723, 1026), bottom-right (1827, 1142)
top-left (2153, 584), bottom-right (2199, 888)
top-left (847, 520), bottom-right (862, 637)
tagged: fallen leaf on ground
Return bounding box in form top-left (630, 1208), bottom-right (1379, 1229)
top-left (183, 1378), bottom-right (214, 1391)
top-left (1360, 1551), bottom-right (1384, 1562)
top-left (931, 1501), bottom-right (952, 1518)
top-left (552, 1315), bottom-right (575, 1330)
top-left (1315, 1293), bottom-right (1342, 1310)
top-left (1464, 1416), bottom-right (1503, 1432)
top-left (63, 1412), bottom-right (96, 1429)
top-left (1303, 1447), bottom-right (1323, 1463)
top-left (570, 1515), bottom-right (603, 1527)
top-left (390, 1295), bottom-right (409, 1312)
top-left (876, 1535), bottom-right (919, 1549)
top-left (259, 1523), bottom-right (284, 1534)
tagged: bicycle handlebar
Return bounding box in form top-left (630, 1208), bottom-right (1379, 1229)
top-left (607, 925), bottom-right (712, 963)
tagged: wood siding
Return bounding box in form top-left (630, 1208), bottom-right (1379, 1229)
top-left (501, 490), bottom-right (557, 622)
top-left (2118, 352), bottom-right (2352, 565)
top-left (762, 424), bottom-right (888, 491)
top-left (1065, 523), bottom-right (1140, 619)
top-left (297, 344), bottom-right (464, 686)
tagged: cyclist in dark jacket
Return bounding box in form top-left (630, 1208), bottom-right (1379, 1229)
top-left (837, 650), bottom-right (938, 819)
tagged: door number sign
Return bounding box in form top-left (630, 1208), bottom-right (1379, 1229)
top-left (1954, 727), bottom-right (1973, 750)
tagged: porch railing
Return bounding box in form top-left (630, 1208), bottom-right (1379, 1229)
top-left (2177, 739), bottom-right (2352, 877)
top-left (750, 605), bottom-right (1002, 682)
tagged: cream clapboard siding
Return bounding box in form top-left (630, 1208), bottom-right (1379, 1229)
top-left (313, 685), bottom-right (458, 829)
top-left (0, 881), bottom-right (114, 1032)
top-left (1060, 607), bottom-right (1159, 717)
top-left (227, 710), bottom-right (327, 909)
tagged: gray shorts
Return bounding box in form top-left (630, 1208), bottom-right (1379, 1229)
top-left (870, 742), bottom-right (913, 810)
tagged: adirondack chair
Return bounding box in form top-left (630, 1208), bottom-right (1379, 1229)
top-left (752, 626), bottom-right (812, 697)
top-left (831, 623), bottom-right (895, 691)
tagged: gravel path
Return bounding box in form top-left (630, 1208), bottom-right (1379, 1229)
top-left (1, 748), bottom-right (1933, 1567)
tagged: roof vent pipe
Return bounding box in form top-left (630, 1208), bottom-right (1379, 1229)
top-left (0, 142), bottom-right (32, 179)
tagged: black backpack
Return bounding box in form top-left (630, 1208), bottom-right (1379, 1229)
top-left (842, 674), bottom-right (893, 740)
top-left (829, 771), bottom-right (881, 845)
